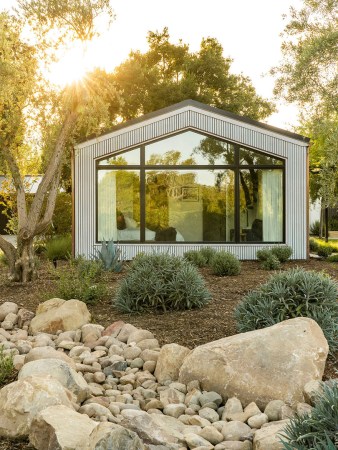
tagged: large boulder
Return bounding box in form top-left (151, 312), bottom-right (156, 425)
top-left (18, 358), bottom-right (90, 403)
top-left (29, 405), bottom-right (97, 450)
top-left (24, 346), bottom-right (77, 369)
top-left (179, 318), bottom-right (328, 408)
top-left (154, 343), bottom-right (191, 383)
top-left (84, 422), bottom-right (145, 450)
top-left (0, 376), bottom-right (75, 439)
top-left (121, 409), bottom-right (182, 446)
top-left (29, 299), bottom-right (91, 334)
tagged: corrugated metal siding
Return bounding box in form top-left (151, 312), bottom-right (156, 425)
top-left (75, 107), bottom-right (308, 260)
top-left (92, 243), bottom-right (286, 261)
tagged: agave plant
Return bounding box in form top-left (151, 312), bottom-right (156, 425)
top-left (95, 239), bottom-right (123, 272)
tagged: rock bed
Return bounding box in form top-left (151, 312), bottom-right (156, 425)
top-left (0, 300), bottom-right (326, 450)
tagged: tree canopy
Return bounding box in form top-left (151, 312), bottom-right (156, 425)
top-left (271, 0), bottom-right (338, 117)
top-left (0, 1), bottom-right (116, 281)
top-left (272, 0), bottom-right (338, 208)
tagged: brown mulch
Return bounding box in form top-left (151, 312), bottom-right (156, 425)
top-left (0, 257), bottom-right (337, 449)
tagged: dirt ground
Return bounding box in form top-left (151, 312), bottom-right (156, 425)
top-left (0, 257), bottom-right (337, 449)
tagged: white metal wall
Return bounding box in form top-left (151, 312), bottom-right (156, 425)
top-left (74, 105), bottom-right (308, 260)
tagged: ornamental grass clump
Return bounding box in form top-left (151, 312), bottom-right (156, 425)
top-left (0, 346), bottom-right (15, 387)
top-left (183, 250), bottom-right (207, 267)
top-left (114, 253), bottom-right (211, 313)
top-left (234, 267), bottom-right (338, 352)
top-left (209, 251), bottom-right (241, 276)
top-left (280, 381), bottom-right (338, 450)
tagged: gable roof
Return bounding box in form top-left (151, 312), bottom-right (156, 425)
top-left (77, 99), bottom-right (309, 147)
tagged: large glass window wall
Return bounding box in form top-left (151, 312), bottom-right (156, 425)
top-left (97, 130), bottom-right (284, 243)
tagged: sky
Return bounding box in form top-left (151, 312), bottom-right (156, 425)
top-left (2, 0), bottom-right (304, 130)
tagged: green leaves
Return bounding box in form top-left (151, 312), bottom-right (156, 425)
top-left (279, 381), bottom-right (338, 449)
top-left (114, 28), bottom-right (275, 122)
top-left (272, 0), bottom-right (338, 116)
top-left (17, 0), bottom-right (115, 42)
top-left (234, 267), bottom-right (338, 352)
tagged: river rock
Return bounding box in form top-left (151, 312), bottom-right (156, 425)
top-left (0, 376), bottom-right (74, 439)
top-left (30, 299), bottom-right (91, 334)
top-left (0, 302), bottom-right (18, 321)
top-left (29, 405), bottom-right (97, 450)
top-left (155, 343), bottom-right (191, 383)
top-left (179, 318), bottom-right (328, 408)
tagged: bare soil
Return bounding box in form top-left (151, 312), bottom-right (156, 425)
top-left (0, 257), bottom-right (337, 449)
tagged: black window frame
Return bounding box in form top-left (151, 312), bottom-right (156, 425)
top-left (96, 129), bottom-right (285, 244)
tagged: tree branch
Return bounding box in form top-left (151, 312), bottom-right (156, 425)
top-left (28, 108), bottom-right (78, 231)
top-left (0, 146), bottom-right (28, 228)
top-left (34, 166), bottom-right (61, 235)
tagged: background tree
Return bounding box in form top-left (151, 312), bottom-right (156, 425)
top-left (114, 28), bottom-right (275, 121)
top-left (272, 0), bottom-right (338, 232)
top-left (0, 1), bottom-right (116, 282)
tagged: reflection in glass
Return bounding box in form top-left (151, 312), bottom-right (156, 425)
top-left (145, 131), bottom-right (235, 165)
top-left (239, 147), bottom-right (283, 165)
top-left (98, 148), bottom-right (140, 165)
top-left (239, 169), bottom-right (283, 242)
top-left (145, 170), bottom-right (235, 242)
top-left (98, 170), bottom-right (140, 241)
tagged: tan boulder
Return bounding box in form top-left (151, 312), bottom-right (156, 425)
top-left (0, 302), bottom-right (18, 321)
top-left (155, 343), bottom-right (191, 383)
top-left (24, 346), bottom-right (76, 369)
top-left (0, 376), bottom-right (74, 439)
top-left (29, 299), bottom-right (91, 334)
top-left (84, 422), bottom-right (145, 450)
top-left (179, 318), bottom-right (328, 409)
top-left (29, 405), bottom-right (97, 450)
top-left (253, 420), bottom-right (289, 449)
top-left (18, 358), bottom-right (90, 403)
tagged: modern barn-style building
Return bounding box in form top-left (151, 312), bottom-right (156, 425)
top-left (73, 100), bottom-right (310, 260)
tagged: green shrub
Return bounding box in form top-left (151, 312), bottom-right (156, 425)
top-left (200, 247), bottom-right (217, 264)
top-left (257, 246), bottom-right (293, 264)
top-left (309, 220), bottom-right (320, 236)
top-left (280, 381), bottom-right (338, 449)
top-left (317, 245), bottom-right (334, 258)
top-left (234, 267), bottom-right (338, 352)
top-left (49, 192), bottom-right (72, 236)
top-left (184, 250), bottom-right (207, 267)
top-left (0, 346), bottom-right (15, 387)
top-left (261, 254), bottom-right (281, 270)
top-left (52, 257), bottom-right (107, 304)
top-left (271, 246), bottom-right (293, 262)
top-left (256, 249), bottom-right (272, 261)
top-left (210, 251), bottom-right (241, 276)
top-left (309, 238), bottom-right (319, 252)
top-left (45, 234), bottom-right (72, 261)
top-left (114, 253), bottom-right (211, 313)
top-left (327, 254), bottom-right (338, 262)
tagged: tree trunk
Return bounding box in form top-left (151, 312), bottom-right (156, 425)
top-left (9, 238), bottom-right (35, 282)
top-left (0, 237), bottom-right (36, 283)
